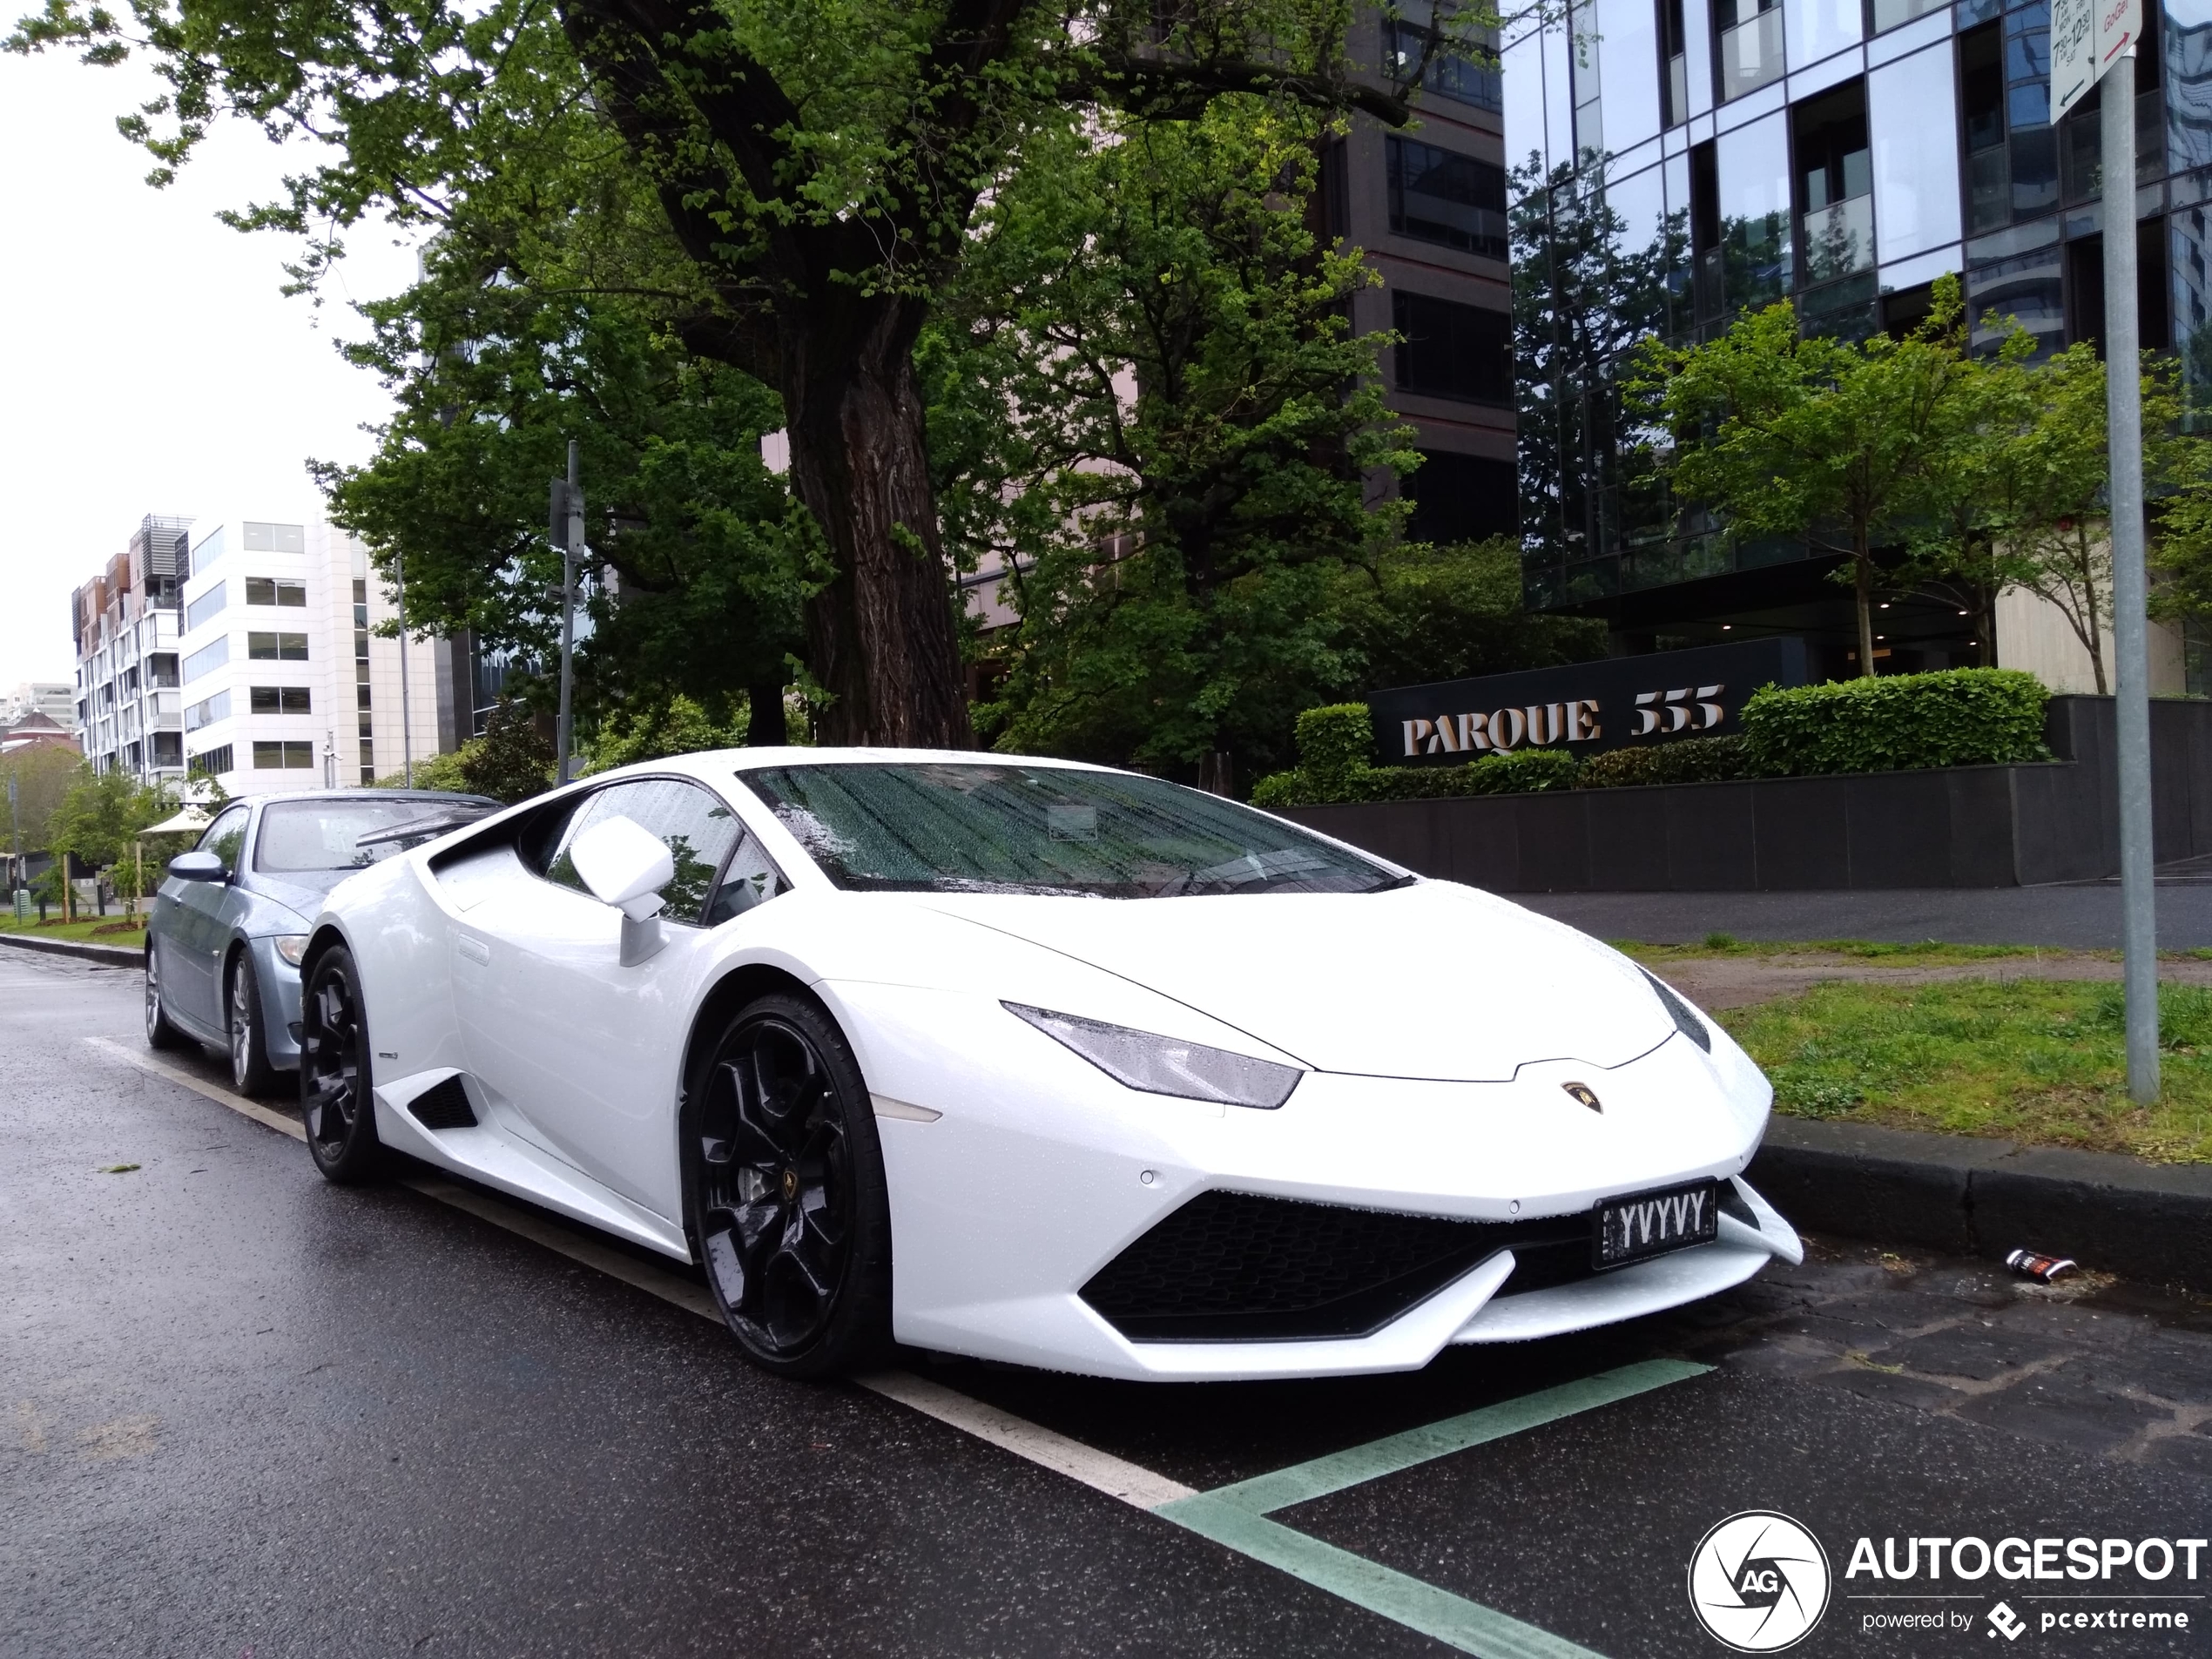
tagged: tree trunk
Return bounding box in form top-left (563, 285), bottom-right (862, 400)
top-left (1854, 533), bottom-right (1878, 679)
top-left (782, 295), bottom-right (972, 749)
top-left (2082, 527), bottom-right (2108, 696)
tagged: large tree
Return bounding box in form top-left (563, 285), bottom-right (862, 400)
top-left (1629, 281), bottom-right (1978, 678)
top-left (949, 98), bottom-right (1417, 779)
top-left (13, 0), bottom-right (1447, 744)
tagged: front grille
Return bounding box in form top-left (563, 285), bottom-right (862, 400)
top-left (406, 1075), bottom-right (477, 1130)
top-left (1081, 1190), bottom-right (1594, 1342)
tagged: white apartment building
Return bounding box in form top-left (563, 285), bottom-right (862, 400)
top-left (173, 516), bottom-right (442, 793)
top-left (71, 515), bottom-right (192, 786)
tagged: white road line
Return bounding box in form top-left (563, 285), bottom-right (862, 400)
top-left (84, 1034), bottom-right (1189, 1512)
top-left (88, 1037), bottom-right (307, 1142)
top-left (854, 1368), bottom-right (1197, 1508)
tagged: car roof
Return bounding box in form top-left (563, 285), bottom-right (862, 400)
top-left (671, 746), bottom-right (1123, 776)
top-left (246, 789), bottom-right (498, 807)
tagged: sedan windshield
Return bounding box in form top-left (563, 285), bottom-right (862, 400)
top-left (256, 799), bottom-right (482, 873)
top-left (738, 764), bottom-right (1402, 898)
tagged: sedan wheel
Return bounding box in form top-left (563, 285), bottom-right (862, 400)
top-left (300, 946), bottom-right (382, 1183)
top-left (228, 950), bottom-right (278, 1096)
top-left (144, 948), bottom-right (185, 1051)
top-left (687, 994), bottom-right (892, 1379)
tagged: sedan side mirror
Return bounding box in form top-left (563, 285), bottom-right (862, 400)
top-left (569, 815), bottom-right (674, 965)
top-left (167, 849), bottom-right (227, 883)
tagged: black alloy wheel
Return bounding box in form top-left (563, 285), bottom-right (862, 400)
top-left (228, 949), bottom-right (278, 1096)
top-left (300, 946), bottom-right (382, 1183)
top-left (685, 994), bottom-right (892, 1379)
top-left (144, 946), bottom-right (185, 1051)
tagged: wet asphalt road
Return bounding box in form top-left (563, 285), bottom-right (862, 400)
top-left (3, 949), bottom-right (2209, 1659)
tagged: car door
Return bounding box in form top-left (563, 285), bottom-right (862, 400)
top-left (165, 803), bottom-right (252, 1028)
top-left (453, 777), bottom-right (765, 1219)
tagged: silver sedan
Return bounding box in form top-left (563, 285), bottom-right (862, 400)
top-left (145, 789), bottom-right (495, 1092)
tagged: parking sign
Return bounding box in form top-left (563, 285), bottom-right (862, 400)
top-left (2052, 0), bottom-right (2144, 120)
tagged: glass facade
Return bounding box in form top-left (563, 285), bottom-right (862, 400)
top-left (1508, 0), bottom-right (2196, 619)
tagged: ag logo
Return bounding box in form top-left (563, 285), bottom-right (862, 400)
top-left (1687, 1511), bottom-right (1831, 1652)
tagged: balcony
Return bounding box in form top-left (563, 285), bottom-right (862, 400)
top-left (1719, 7), bottom-right (1784, 100)
top-left (1799, 194), bottom-right (1874, 284)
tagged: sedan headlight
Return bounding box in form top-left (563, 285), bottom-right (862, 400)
top-left (1004, 1002), bottom-right (1301, 1109)
top-left (272, 934), bottom-right (311, 967)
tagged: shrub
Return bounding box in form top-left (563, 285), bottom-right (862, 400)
top-left (1294, 704), bottom-right (1372, 792)
top-left (1575, 734), bottom-right (1752, 789)
top-left (1462, 747), bottom-right (1581, 795)
top-left (1740, 668), bottom-right (2047, 777)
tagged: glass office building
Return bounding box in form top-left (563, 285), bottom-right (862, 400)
top-left (1504, 0), bottom-right (2212, 673)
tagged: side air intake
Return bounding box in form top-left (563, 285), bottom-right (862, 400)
top-left (406, 1075), bottom-right (478, 1130)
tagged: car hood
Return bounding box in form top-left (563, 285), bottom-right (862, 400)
top-left (914, 882), bottom-right (1676, 1081)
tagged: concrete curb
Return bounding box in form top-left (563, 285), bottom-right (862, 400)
top-left (0, 930), bottom-right (142, 970)
top-left (1750, 1117), bottom-right (2212, 1290)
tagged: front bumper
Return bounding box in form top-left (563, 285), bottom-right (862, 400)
top-left (247, 934), bottom-right (306, 1069)
top-left (826, 978), bottom-right (1790, 1383)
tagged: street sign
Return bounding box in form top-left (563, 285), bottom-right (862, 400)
top-left (2053, 0), bottom-right (2142, 121)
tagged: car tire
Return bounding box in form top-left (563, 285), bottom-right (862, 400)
top-left (685, 992), bottom-right (893, 1380)
top-left (144, 947), bottom-right (185, 1052)
top-left (227, 950), bottom-right (279, 1096)
top-left (300, 945), bottom-right (383, 1184)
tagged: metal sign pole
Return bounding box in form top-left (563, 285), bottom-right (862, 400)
top-left (2102, 49), bottom-right (2159, 1102)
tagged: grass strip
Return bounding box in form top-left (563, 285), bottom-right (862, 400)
top-left (1717, 978), bottom-right (2212, 1163)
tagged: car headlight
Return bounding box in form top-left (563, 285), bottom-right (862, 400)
top-left (272, 934), bottom-right (311, 967)
top-left (1003, 1002), bottom-right (1301, 1109)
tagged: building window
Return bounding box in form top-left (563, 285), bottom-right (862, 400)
top-left (247, 632), bottom-right (310, 662)
top-left (1384, 3), bottom-right (1502, 112)
top-left (249, 685), bottom-right (313, 715)
top-left (182, 637), bottom-right (229, 685)
top-left (190, 526), bottom-right (225, 578)
top-left (190, 744), bottom-right (234, 776)
top-left (184, 583), bottom-right (226, 633)
top-left (1386, 138), bottom-right (1508, 259)
top-left (244, 577), bottom-right (307, 608)
top-left (185, 691), bottom-right (231, 732)
top-left (1393, 290), bottom-right (1514, 406)
top-left (242, 522), bottom-right (306, 553)
top-left (253, 740), bottom-right (317, 770)
top-left (150, 732), bottom-right (183, 767)
top-left (145, 653), bottom-right (178, 688)
top-left (1716, 0), bottom-right (1784, 102)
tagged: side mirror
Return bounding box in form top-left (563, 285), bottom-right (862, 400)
top-left (168, 849), bottom-right (227, 883)
top-left (569, 815), bottom-right (674, 965)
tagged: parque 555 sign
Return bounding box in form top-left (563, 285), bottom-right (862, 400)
top-left (1365, 638), bottom-right (1810, 764)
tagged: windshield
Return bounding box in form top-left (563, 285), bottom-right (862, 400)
top-left (255, 799), bottom-right (480, 873)
top-left (738, 764), bottom-right (1402, 898)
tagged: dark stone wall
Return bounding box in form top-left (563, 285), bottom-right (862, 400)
top-left (1278, 696), bottom-right (2212, 892)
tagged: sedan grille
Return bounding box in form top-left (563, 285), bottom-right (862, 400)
top-left (1080, 1190), bottom-right (1597, 1343)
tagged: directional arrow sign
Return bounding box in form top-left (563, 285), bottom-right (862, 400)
top-left (2053, 0), bottom-right (2143, 122)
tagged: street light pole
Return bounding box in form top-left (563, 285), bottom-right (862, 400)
top-left (2103, 48), bottom-right (2159, 1103)
top-left (396, 548), bottom-right (415, 789)
top-left (554, 440), bottom-right (583, 786)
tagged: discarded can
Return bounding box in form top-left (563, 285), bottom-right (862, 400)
top-left (2006, 1249), bottom-right (2078, 1284)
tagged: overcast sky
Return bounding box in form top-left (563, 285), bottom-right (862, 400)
top-left (0, 50), bottom-right (418, 691)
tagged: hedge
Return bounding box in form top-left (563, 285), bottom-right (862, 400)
top-left (1739, 668), bottom-right (2048, 776)
top-left (1574, 734), bottom-right (1750, 789)
top-left (1251, 670), bottom-right (2053, 807)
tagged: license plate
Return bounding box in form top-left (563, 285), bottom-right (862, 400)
top-left (1594, 1180), bottom-right (1722, 1269)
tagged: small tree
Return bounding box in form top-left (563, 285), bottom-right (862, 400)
top-left (1630, 279), bottom-right (1978, 678)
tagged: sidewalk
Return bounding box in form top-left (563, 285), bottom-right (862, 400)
top-left (1518, 882), bottom-right (2212, 949)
